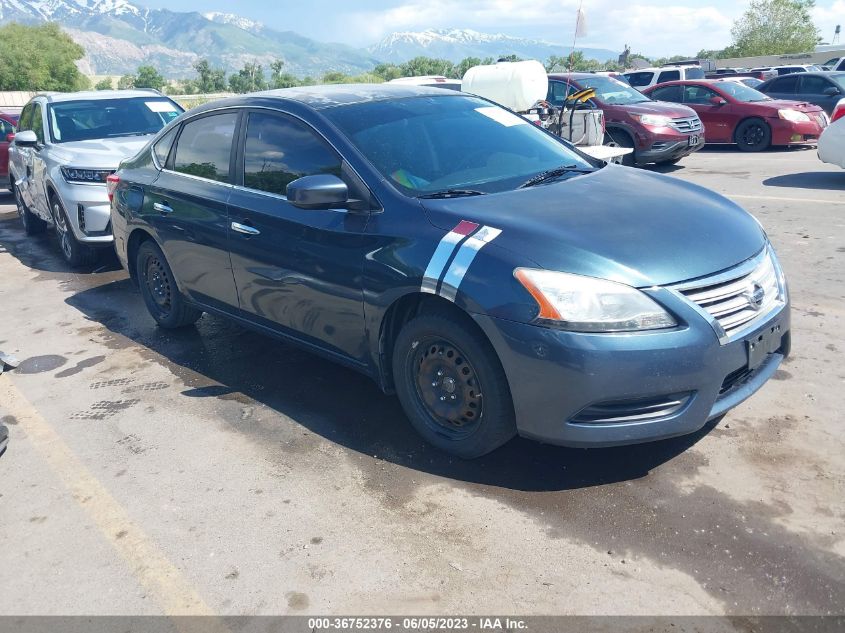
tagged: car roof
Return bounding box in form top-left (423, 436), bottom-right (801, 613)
top-left (187, 83), bottom-right (459, 114)
top-left (37, 89), bottom-right (171, 103)
top-left (547, 73), bottom-right (597, 81)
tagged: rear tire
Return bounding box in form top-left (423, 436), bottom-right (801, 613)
top-left (392, 311), bottom-right (516, 459)
top-left (604, 130), bottom-right (636, 166)
top-left (50, 196), bottom-right (97, 267)
top-left (136, 240), bottom-right (202, 329)
top-left (14, 184), bottom-right (46, 236)
top-left (735, 118), bottom-right (772, 152)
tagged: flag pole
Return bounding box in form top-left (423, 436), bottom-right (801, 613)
top-left (567, 0), bottom-right (585, 74)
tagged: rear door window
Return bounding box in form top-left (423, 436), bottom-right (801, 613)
top-left (685, 67), bottom-right (705, 79)
top-left (683, 85), bottom-right (719, 104)
top-left (546, 81), bottom-right (578, 107)
top-left (649, 85), bottom-right (683, 102)
top-left (242, 112), bottom-right (342, 196)
top-left (657, 70), bottom-right (680, 83)
top-left (172, 112), bottom-right (238, 183)
top-left (767, 75), bottom-right (799, 93)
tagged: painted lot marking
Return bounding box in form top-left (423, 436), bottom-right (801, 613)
top-left (726, 193), bottom-right (845, 206)
top-left (1, 376), bottom-right (229, 632)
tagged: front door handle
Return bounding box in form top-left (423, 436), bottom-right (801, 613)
top-left (153, 202), bottom-right (173, 215)
top-left (231, 221), bottom-right (260, 236)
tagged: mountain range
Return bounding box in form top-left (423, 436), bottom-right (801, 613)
top-left (0, 0), bottom-right (620, 78)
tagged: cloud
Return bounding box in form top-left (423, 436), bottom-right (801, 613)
top-left (339, 0), bottom-right (737, 55)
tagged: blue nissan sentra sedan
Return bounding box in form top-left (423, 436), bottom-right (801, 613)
top-left (108, 85), bottom-right (790, 458)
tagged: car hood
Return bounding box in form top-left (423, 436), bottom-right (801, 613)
top-left (48, 135), bottom-right (153, 168)
top-left (754, 99), bottom-right (825, 113)
top-left (603, 100), bottom-right (698, 118)
top-left (420, 165), bottom-right (766, 288)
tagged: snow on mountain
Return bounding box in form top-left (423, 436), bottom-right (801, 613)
top-left (370, 28), bottom-right (619, 64)
top-left (203, 11), bottom-right (263, 34)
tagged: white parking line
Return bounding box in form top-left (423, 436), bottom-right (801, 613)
top-left (726, 194), bottom-right (845, 206)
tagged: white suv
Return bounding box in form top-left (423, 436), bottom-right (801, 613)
top-left (624, 65), bottom-right (706, 89)
top-left (9, 90), bottom-right (182, 266)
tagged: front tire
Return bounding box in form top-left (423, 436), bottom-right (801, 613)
top-left (50, 196), bottom-right (96, 267)
top-left (14, 184), bottom-right (46, 236)
top-left (735, 118), bottom-right (772, 152)
top-left (604, 130), bottom-right (636, 167)
top-left (392, 312), bottom-right (516, 458)
top-left (136, 240), bottom-right (202, 329)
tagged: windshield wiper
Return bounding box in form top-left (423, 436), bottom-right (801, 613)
top-left (518, 165), bottom-right (593, 189)
top-left (418, 189), bottom-right (487, 199)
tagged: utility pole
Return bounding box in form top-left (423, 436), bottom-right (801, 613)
top-left (834, 25), bottom-right (841, 46)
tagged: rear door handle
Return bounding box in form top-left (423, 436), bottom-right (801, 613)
top-left (153, 202), bottom-right (173, 215)
top-left (231, 221), bottom-right (260, 236)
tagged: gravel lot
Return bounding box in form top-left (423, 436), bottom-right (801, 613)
top-left (0, 145), bottom-right (843, 617)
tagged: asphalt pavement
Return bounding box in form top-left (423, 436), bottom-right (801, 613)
top-left (0, 145), bottom-right (843, 617)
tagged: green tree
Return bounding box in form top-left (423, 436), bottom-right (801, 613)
top-left (117, 74), bottom-right (135, 89)
top-left (724, 0), bottom-right (819, 57)
top-left (0, 22), bottom-right (89, 91)
top-left (496, 54), bottom-right (524, 63)
top-left (399, 56), bottom-right (455, 78)
top-left (192, 59), bottom-right (228, 93)
top-left (94, 78), bottom-right (113, 90)
top-left (454, 57), bottom-right (482, 79)
top-left (134, 65), bottom-right (166, 90)
top-left (228, 62), bottom-right (266, 93)
top-left (372, 62), bottom-right (403, 81)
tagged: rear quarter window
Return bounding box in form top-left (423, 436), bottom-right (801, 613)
top-left (626, 72), bottom-right (655, 87)
top-left (685, 68), bottom-right (705, 79)
top-left (657, 70), bottom-right (680, 83)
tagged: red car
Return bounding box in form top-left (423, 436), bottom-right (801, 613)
top-left (643, 80), bottom-right (829, 152)
top-left (1, 112), bottom-right (18, 188)
top-left (547, 73), bottom-right (704, 166)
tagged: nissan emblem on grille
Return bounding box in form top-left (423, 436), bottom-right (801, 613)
top-left (745, 284), bottom-right (765, 311)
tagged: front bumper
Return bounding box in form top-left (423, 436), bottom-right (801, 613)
top-left (474, 296), bottom-right (790, 448)
top-left (636, 134), bottom-right (705, 164)
top-left (54, 180), bottom-right (114, 245)
top-left (770, 117), bottom-right (826, 145)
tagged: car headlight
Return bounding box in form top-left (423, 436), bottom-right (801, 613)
top-left (61, 167), bottom-right (114, 184)
top-left (778, 109), bottom-right (811, 123)
top-left (514, 268), bottom-right (677, 332)
top-left (633, 114), bottom-right (672, 127)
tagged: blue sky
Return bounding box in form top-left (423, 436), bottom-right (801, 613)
top-left (140, 0), bottom-right (844, 56)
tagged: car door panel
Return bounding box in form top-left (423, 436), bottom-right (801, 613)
top-left (683, 86), bottom-right (732, 143)
top-left (145, 111), bottom-right (240, 311)
top-left (227, 110), bottom-right (370, 362)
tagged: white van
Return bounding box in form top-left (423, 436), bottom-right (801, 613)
top-left (623, 65), bottom-right (706, 89)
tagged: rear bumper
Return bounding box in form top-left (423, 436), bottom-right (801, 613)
top-left (473, 296), bottom-right (790, 448)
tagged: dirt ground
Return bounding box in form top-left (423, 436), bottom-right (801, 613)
top-left (0, 145), bottom-right (843, 617)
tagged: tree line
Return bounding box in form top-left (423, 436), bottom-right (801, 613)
top-left (0, 1), bottom-right (824, 94)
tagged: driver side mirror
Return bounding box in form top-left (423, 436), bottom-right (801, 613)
top-left (13, 130), bottom-right (37, 147)
top-left (823, 86), bottom-right (841, 96)
top-left (286, 174), bottom-right (349, 210)
top-left (709, 96), bottom-right (728, 106)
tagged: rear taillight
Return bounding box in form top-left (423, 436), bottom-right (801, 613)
top-left (106, 174), bottom-right (120, 202)
top-left (832, 104), bottom-right (845, 123)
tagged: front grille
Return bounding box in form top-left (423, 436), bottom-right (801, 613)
top-left (670, 116), bottom-right (703, 133)
top-left (571, 392), bottom-right (693, 425)
top-left (676, 249), bottom-right (784, 341)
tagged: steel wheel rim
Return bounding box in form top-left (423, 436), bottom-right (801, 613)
top-left (412, 337), bottom-right (483, 440)
top-left (52, 202), bottom-right (72, 259)
top-left (144, 254), bottom-right (172, 312)
top-left (741, 124), bottom-right (765, 147)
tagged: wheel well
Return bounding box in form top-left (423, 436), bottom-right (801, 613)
top-left (605, 126), bottom-right (635, 147)
top-left (734, 116), bottom-right (770, 138)
top-left (126, 228), bottom-right (155, 285)
top-left (377, 293), bottom-right (488, 393)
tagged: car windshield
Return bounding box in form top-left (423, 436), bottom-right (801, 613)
top-left (48, 97), bottom-right (182, 143)
top-left (576, 76), bottom-right (651, 105)
top-left (324, 95), bottom-right (596, 195)
top-left (715, 82), bottom-right (771, 102)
